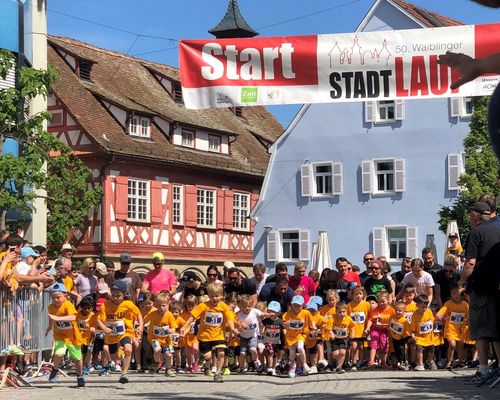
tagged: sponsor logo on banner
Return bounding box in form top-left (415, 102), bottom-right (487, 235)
top-left (241, 87), bottom-right (258, 103)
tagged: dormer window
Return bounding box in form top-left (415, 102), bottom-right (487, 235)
top-left (208, 135), bottom-right (221, 153)
top-left (182, 129), bottom-right (194, 147)
top-left (78, 60), bottom-right (93, 81)
top-left (129, 115), bottom-right (151, 138)
top-left (173, 82), bottom-right (183, 103)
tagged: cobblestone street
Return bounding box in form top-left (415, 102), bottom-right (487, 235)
top-left (1, 369), bottom-right (498, 400)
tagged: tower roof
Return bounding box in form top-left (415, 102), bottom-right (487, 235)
top-left (209, 0), bottom-right (258, 38)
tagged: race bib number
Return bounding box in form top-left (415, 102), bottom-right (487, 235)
top-left (450, 312), bottom-right (465, 324)
top-left (288, 319), bottom-right (304, 330)
top-left (189, 322), bottom-right (195, 334)
top-left (308, 330), bottom-right (321, 340)
top-left (241, 322), bottom-right (258, 336)
top-left (350, 312), bottom-right (365, 324)
top-left (171, 333), bottom-right (180, 346)
top-left (390, 320), bottom-right (403, 335)
top-left (106, 320), bottom-right (126, 336)
top-left (204, 312), bottom-right (223, 327)
top-left (433, 321), bottom-right (443, 333)
top-left (78, 319), bottom-right (89, 331)
top-left (334, 327), bottom-right (348, 338)
top-left (153, 325), bottom-right (170, 337)
top-left (418, 321), bottom-right (433, 335)
top-left (264, 329), bottom-right (281, 344)
top-left (403, 312), bottom-right (413, 324)
top-left (55, 321), bottom-right (72, 330)
top-left (95, 330), bottom-right (104, 340)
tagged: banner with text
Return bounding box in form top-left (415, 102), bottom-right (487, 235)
top-left (179, 23), bottom-right (500, 109)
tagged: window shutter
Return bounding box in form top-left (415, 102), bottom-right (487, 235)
top-left (267, 230), bottom-right (279, 262)
top-left (300, 164), bottom-right (312, 197)
top-left (447, 153), bottom-right (460, 190)
top-left (0, 65), bottom-right (15, 89)
top-left (115, 176), bottom-right (128, 221)
top-left (150, 180), bottom-right (163, 223)
top-left (332, 162), bottom-right (343, 195)
top-left (394, 159), bottom-right (406, 192)
top-left (365, 101), bottom-right (375, 122)
top-left (361, 160), bottom-right (373, 194)
top-left (216, 190), bottom-right (225, 229)
top-left (223, 190), bottom-right (234, 229)
top-left (184, 186), bottom-right (198, 227)
top-left (450, 97), bottom-right (462, 117)
top-left (250, 193), bottom-right (259, 230)
top-left (299, 229), bottom-right (310, 260)
top-left (372, 227), bottom-right (386, 258)
top-left (406, 226), bottom-right (418, 258)
top-left (395, 99), bottom-right (405, 120)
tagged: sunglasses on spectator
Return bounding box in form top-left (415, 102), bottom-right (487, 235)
top-left (364, 257), bottom-right (374, 262)
top-left (369, 266), bottom-right (380, 270)
top-left (207, 273), bottom-right (218, 277)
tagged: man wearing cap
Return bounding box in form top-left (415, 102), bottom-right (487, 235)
top-left (463, 200), bottom-right (500, 381)
top-left (225, 267), bottom-right (258, 305)
top-left (60, 243), bottom-right (74, 260)
top-left (180, 271), bottom-right (207, 298)
top-left (141, 252), bottom-right (178, 295)
top-left (259, 276), bottom-right (295, 312)
top-left (114, 253), bottom-right (141, 303)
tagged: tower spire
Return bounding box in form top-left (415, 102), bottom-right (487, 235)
top-left (209, 0), bottom-right (258, 38)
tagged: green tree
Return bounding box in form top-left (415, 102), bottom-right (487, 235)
top-left (0, 50), bottom-right (102, 247)
top-left (438, 96), bottom-right (499, 239)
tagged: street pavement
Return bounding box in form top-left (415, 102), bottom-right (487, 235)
top-left (0, 369), bottom-right (498, 400)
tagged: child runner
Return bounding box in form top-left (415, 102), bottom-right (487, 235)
top-left (223, 292), bottom-right (239, 374)
top-left (411, 294), bottom-right (436, 371)
top-left (97, 280), bottom-right (143, 383)
top-left (77, 295), bottom-right (97, 375)
top-left (304, 301), bottom-right (327, 374)
top-left (236, 294), bottom-right (264, 373)
top-left (147, 292), bottom-right (178, 377)
top-left (136, 293), bottom-right (156, 372)
top-left (320, 289), bottom-right (340, 368)
top-left (45, 282), bottom-right (85, 387)
top-left (169, 301), bottom-right (185, 373)
top-left (181, 282), bottom-right (237, 383)
top-left (330, 302), bottom-right (355, 373)
top-left (181, 295), bottom-right (200, 373)
top-left (388, 301), bottom-right (411, 370)
top-left (346, 286), bottom-right (371, 370)
top-left (262, 301), bottom-right (284, 376)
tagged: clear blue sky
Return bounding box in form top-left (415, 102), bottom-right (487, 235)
top-left (47, 0), bottom-right (500, 127)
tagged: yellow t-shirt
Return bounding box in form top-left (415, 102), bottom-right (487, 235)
top-left (411, 309), bottom-right (434, 347)
top-left (433, 317), bottom-right (444, 346)
top-left (63, 276), bottom-right (74, 293)
top-left (347, 300), bottom-right (371, 338)
top-left (141, 306), bottom-right (157, 334)
top-left (438, 300), bottom-right (468, 342)
top-left (332, 315), bottom-right (355, 339)
top-left (147, 310), bottom-right (178, 347)
top-left (97, 299), bottom-right (140, 344)
top-left (191, 301), bottom-right (233, 342)
top-left (388, 315), bottom-right (411, 340)
top-left (77, 310), bottom-right (97, 346)
top-left (305, 311), bottom-right (327, 347)
top-left (0, 251), bottom-right (18, 291)
top-left (48, 300), bottom-right (81, 345)
top-left (283, 308), bottom-right (312, 346)
top-left (369, 306), bottom-right (395, 329)
top-left (172, 315), bottom-right (185, 348)
top-left (181, 309), bottom-right (198, 347)
top-left (225, 309), bottom-right (239, 347)
top-left (403, 301), bottom-right (417, 324)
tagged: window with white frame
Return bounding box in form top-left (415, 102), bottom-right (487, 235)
top-left (450, 97), bottom-right (473, 118)
top-left (172, 185), bottom-right (184, 225)
top-left (182, 130), bottom-right (194, 148)
top-left (266, 229), bottom-right (310, 262)
top-left (129, 116), bottom-right (138, 136)
top-left (208, 135), bottom-right (221, 152)
top-left (233, 193), bottom-right (249, 230)
top-left (361, 158), bottom-right (405, 195)
top-left (197, 189), bottom-right (215, 227)
top-left (447, 152), bottom-right (466, 191)
top-left (372, 226), bottom-right (417, 261)
top-left (129, 116), bottom-right (151, 138)
top-left (128, 179), bottom-right (149, 222)
top-left (365, 100), bottom-right (405, 123)
top-left (301, 162), bottom-right (343, 197)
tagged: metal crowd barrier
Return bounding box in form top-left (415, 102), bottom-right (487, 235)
top-left (0, 286), bottom-right (53, 356)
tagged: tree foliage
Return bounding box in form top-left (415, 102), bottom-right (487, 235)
top-left (438, 96), bottom-right (499, 239)
top-left (0, 50), bottom-right (102, 246)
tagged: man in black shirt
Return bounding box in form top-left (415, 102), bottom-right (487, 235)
top-left (422, 247), bottom-right (443, 278)
top-left (258, 276), bottom-right (295, 312)
top-left (265, 263), bottom-right (289, 284)
top-left (180, 270), bottom-right (207, 298)
top-left (225, 267), bottom-right (257, 305)
top-left (433, 256), bottom-right (460, 304)
top-left (114, 253), bottom-right (142, 303)
top-left (392, 257), bottom-right (411, 296)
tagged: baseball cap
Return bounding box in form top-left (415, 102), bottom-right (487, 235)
top-left (223, 261), bottom-right (235, 268)
top-left (310, 296), bottom-right (323, 306)
top-left (111, 280), bottom-right (128, 292)
top-left (152, 252), bottom-right (164, 261)
top-left (306, 301), bottom-right (318, 311)
top-left (120, 253), bottom-right (132, 263)
top-left (469, 201), bottom-right (491, 215)
top-left (267, 301), bottom-right (281, 313)
top-left (97, 282), bottom-right (110, 294)
top-left (347, 281), bottom-right (358, 290)
top-left (20, 246), bottom-right (39, 259)
top-left (366, 294), bottom-right (378, 303)
top-left (181, 271), bottom-right (199, 282)
top-left (50, 282), bottom-right (67, 293)
top-left (291, 295), bottom-right (304, 305)
top-left (61, 243), bottom-right (72, 251)
top-left (95, 262), bottom-right (108, 275)
top-left (448, 232), bottom-right (459, 238)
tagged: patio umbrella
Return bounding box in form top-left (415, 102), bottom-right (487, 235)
top-left (312, 231), bottom-right (332, 275)
top-left (444, 219), bottom-right (461, 258)
top-left (425, 234), bottom-right (438, 265)
top-left (309, 242), bottom-right (318, 273)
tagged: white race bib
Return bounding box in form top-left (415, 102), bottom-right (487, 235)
top-left (403, 312), bottom-right (413, 324)
top-left (78, 319), bottom-right (90, 331)
top-left (350, 312), bottom-right (365, 324)
top-left (204, 312), bottom-right (223, 327)
top-left (55, 321), bottom-right (72, 330)
top-left (106, 320), bottom-right (126, 336)
top-left (334, 327), bottom-right (348, 338)
top-left (390, 320), bottom-right (404, 335)
top-left (450, 312), bottom-right (465, 324)
top-left (288, 319), bottom-right (305, 330)
top-left (418, 320), bottom-right (433, 335)
top-left (153, 325), bottom-right (170, 337)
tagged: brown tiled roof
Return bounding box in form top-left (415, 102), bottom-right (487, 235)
top-left (48, 36), bottom-right (284, 176)
top-left (391, 0), bottom-right (463, 27)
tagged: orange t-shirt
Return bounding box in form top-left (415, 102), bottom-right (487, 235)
top-left (403, 301), bottom-right (417, 324)
top-left (305, 311), bottom-right (327, 347)
top-left (147, 310), bottom-right (178, 347)
top-left (369, 305), bottom-right (395, 330)
top-left (347, 300), bottom-right (371, 338)
top-left (190, 301), bottom-right (234, 342)
top-left (0, 252), bottom-right (19, 291)
top-left (97, 299), bottom-right (140, 344)
top-left (77, 310), bottom-right (97, 346)
top-left (172, 315), bottom-right (185, 348)
top-left (332, 315), bottom-right (355, 339)
top-left (438, 300), bottom-right (468, 342)
top-left (48, 299), bottom-right (81, 345)
top-left (388, 315), bottom-right (411, 340)
top-left (181, 309), bottom-right (198, 347)
top-left (283, 308), bottom-right (312, 346)
top-left (411, 308), bottom-right (434, 347)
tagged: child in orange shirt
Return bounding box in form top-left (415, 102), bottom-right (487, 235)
top-left (304, 300), bottom-right (328, 373)
top-left (169, 301), bottom-right (185, 372)
top-left (364, 291), bottom-right (395, 368)
top-left (411, 294), bottom-right (436, 371)
top-left (330, 302), bottom-right (355, 373)
top-left (181, 295), bottom-right (200, 373)
top-left (135, 293), bottom-right (155, 372)
top-left (320, 289), bottom-right (339, 367)
top-left (77, 295), bottom-right (97, 375)
top-left (389, 301), bottom-right (411, 370)
top-left (346, 286), bottom-right (371, 370)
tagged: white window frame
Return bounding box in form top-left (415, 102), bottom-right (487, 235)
top-left (208, 135), bottom-right (221, 153)
top-left (182, 130), bottom-right (195, 148)
top-left (197, 188), bottom-right (216, 228)
top-left (233, 192), bottom-right (250, 231)
top-left (129, 116), bottom-right (151, 138)
top-left (365, 100), bottom-right (405, 123)
top-left (301, 162), bottom-right (343, 198)
top-left (447, 152), bottom-right (466, 191)
top-left (373, 225), bottom-right (417, 261)
top-left (129, 116), bottom-right (138, 136)
top-left (362, 158), bottom-right (405, 195)
top-left (374, 159), bottom-right (395, 193)
top-left (450, 97), bottom-right (473, 118)
top-left (172, 184), bottom-right (184, 225)
top-left (140, 117), bottom-right (151, 138)
top-left (127, 178), bottom-right (150, 222)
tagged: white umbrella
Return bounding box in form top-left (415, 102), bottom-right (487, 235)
top-left (309, 242), bottom-right (318, 273)
top-left (312, 231), bottom-right (332, 275)
top-left (445, 219), bottom-right (461, 257)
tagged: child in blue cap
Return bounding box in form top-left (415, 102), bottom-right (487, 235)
top-left (262, 301), bottom-right (284, 376)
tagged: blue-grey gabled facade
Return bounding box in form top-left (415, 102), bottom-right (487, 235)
top-left (252, 0), bottom-right (471, 269)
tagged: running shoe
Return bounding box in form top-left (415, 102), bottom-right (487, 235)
top-left (414, 364), bottom-right (425, 371)
top-left (222, 367), bottom-right (231, 376)
top-left (165, 369), bottom-right (176, 377)
top-left (49, 368), bottom-right (59, 383)
top-left (335, 367), bottom-right (346, 374)
top-left (214, 372), bottom-right (224, 383)
top-left (118, 373), bottom-right (129, 384)
top-left (77, 375), bottom-right (85, 387)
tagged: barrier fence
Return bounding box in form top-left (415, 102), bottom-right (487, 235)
top-left (0, 286), bottom-right (53, 357)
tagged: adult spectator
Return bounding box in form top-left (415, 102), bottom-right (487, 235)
top-left (265, 262), bottom-right (289, 284)
top-left (249, 263), bottom-right (268, 295)
top-left (54, 257), bottom-right (74, 292)
top-left (400, 258), bottom-right (435, 305)
top-left (180, 271), bottom-right (207, 298)
top-left (359, 252), bottom-right (374, 284)
top-left (73, 257), bottom-right (98, 300)
top-left (363, 259), bottom-right (392, 298)
top-left (308, 269), bottom-right (320, 292)
top-left (288, 261), bottom-right (315, 304)
top-left (433, 255), bottom-right (461, 304)
top-left (16, 247), bottom-right (40, 277)
top-left (421, 247), bottom-right (442, 277)
top-left (33, 245), bottom-right (48, 273)
top-left (60, 243), bottom-right (74, 260)
top-left (104, 260), bottom-right (116, 285)
top-left (95, 262), bottom-right (108, 283)
top-left (392, 257), bottom-right (411, 296)
top-left (225, 267), bottom-right (257, 305)
top-left (380, 259), bottom-right (396, 299)
top-left (141, 252), bottom-right (178, 295)
top-left (258, 276), bottom-right (295, 312)
top-left (336, 257), bottom-right (361, 285)
top-left (315, 269), bottom-right (341, 303)
top-left (114, 253), bottom-right (142, 302)
top-left (463, 200), bottom-right (500, 380)
top-left (206, 264), bottom-right (223, 285)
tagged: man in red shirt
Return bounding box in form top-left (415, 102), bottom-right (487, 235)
top-left (140, 252), bottom-right (178, 295)
top-left (336, 257), bottom-right (361, 286)
top-left (287, 261), bottom-right (315, 304)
